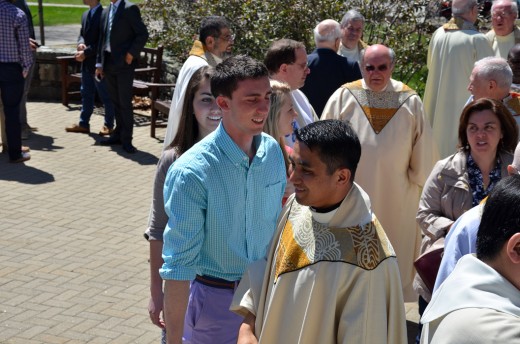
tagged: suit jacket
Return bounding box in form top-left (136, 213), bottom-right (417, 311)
top-left (300, 48), bottom-right (362, 117)
top-left (96, 0), bottom-right (148, 70)
top-left (78, 5), bottom-right (103, 72)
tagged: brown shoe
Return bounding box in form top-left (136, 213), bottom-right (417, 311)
top-left (99, 125), bottom-right (114, 136)
top-left (10, 152), bottom-right (30, 163)
top-left (65, 124), bottom-right (90, 133)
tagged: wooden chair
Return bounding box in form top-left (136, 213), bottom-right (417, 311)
top-left (146, 82), bottom-right (174, 138)
top-left (57, 46), bottom-right (175, 137)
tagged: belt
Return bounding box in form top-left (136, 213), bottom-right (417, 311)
top-left (195, 275), bottom-right (239, 290)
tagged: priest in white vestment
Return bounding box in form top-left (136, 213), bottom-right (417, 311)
top-left (163, 16), bottom-right (233, 148)
top-left (423, 0), bottom-right (493, 158)
top-left (231, 120), bottom-right (407, 344)
top-left (322, 44), bottom-right (438, 301)
top-left (485, 0), bottom-right (520, 59)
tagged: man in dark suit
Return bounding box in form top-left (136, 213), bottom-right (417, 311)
top-left (66, 0), bottom-right (115, 136)
top-left (95, 0), bottom-right (148, 153)
top-left (301, 19), bottom-right (362, 117)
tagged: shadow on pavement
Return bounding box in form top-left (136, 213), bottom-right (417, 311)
top-left (0, 162), bottom-right (55, 184)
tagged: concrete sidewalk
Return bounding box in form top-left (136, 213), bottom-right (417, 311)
top-left (0, 103), bottom-right (164, 343)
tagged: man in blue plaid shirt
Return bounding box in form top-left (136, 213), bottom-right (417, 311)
top-left (0, 0), bottom-right (33, 162)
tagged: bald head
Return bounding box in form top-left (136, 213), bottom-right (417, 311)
top-left (314, 19), bottom-right (341, 50)
top-left (361, 44), bottom-right (395, 92)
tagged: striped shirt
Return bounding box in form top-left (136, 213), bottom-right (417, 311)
top-left (160, 123), bottom-right (286, 282)
top-left (0, 0), bottom-right (33, 72)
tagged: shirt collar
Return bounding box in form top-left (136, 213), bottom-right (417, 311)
top-left (214, 123), bottom-right (265, 166)
top-left (110, 0), bottom-right (122, 10)
top-left (91, 3), bottom-right (101, 14)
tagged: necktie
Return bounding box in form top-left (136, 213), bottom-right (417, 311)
top-left (106, 4), bottom-right (117, 51)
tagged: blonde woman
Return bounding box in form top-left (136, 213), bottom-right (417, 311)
top-left (264, 80), bottom-right (297, 204)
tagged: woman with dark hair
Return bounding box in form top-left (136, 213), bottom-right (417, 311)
top-left (144, 66), bottom-right (220, 342)
top-left (413, 97), bottom-right (518, 343)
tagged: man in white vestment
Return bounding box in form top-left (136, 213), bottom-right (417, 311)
top-left (467, 56), bottom-right (520, 127)
top-left (486, 0), bottom-right (520, 58)
top-left (162, 16), bottom-right (233, 148)
top-left (322, 44), bottom-right (438, 301)
top-left (264, 39), bottom-right (318, 147)
top-left (231, 119), bottom-right (407, 344)
top-left (423, 0), bottom-right (494, 158)
top-left (421, 175), bottom-right (520, 344)
top-left (337, 9), bottom-right (368, 64)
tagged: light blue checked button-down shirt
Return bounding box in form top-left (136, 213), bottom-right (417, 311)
top-left (160, 123), bottom-right (286, 282)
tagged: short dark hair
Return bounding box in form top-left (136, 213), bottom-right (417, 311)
top-left (477, 175), bottom-right (520, 261)
top-left (199, 16), bottom-right (230, 45)
top-left (294, 120), bottom-right (361, 180)
top-left (211, 55), bottom-right (269, 99)
top-left (264, 39), bottom-right (306, 75)
top-left (458, 98), bottom-right (519, 153)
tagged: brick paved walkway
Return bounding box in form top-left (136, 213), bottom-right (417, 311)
top-left (0, 101), bottom-right (419, 343)
top-left (1, 103), bottom-right (163, 343)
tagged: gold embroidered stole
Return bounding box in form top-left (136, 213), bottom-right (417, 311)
top-left (442, 17), bottom-right (478, 31)
top-left (342, 80), bottom-right (416, 134)
top-left (274, 201), bottom-right (394, 282)
top-left (505, 92), bottom-right (520, 115)
top-left (188, 40), bottom-right (218, 67)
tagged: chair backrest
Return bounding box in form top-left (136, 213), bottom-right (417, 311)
top-left (135, 45), bottom-right (164, 83)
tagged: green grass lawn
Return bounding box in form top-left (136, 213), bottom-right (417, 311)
top-left (29, 0), bottom-right (145, 26)
top-left (29, 6), bottom-right (85, 26)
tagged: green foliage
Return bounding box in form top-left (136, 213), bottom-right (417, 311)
top-left (142, 0), bottom-right (438, 95)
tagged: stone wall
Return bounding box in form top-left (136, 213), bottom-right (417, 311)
top-left (29, 46), bottom-right (180, 103)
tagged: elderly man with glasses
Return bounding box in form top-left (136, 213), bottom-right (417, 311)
top-left (322, 44), bottom-right (438, 302)
top-left (486, 0), bottom-right (520, 58)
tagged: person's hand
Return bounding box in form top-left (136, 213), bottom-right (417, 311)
top-left (148, 289), bottom-right (165, 328)
top-left (22, 70), bottom-right (28, 79)
top-left (29, 38), bottom-right (39, 51)
top-left (95, 68), bottom-right (104, 80)
top-left (75, 50), bottom-right (86, 62)
top-left (77, 43), bottom-right (87, 51)
top-left (125, 52), bottom-right (133, 65)
top-left (237, 312), bottom-right (258, 344)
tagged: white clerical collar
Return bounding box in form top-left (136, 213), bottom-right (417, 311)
top-left (310, 207), bottom-right (338, 224)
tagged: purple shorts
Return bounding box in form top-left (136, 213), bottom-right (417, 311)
top-left (182, 279), bottom-right (243, 344)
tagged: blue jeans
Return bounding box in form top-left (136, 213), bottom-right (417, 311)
top-left (79, 67), bottom-right (115, 129)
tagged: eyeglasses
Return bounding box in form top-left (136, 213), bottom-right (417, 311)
top-left (492, 11), bottom-right (514, 18)
top-left (345, 26), bottom-right (363, 34)
top-left (290, 62), bottom-right (309, 70)
top-left (218, 33), bottom-right (235, 42)
top-left (364, 64), bottom-right (389, 72)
